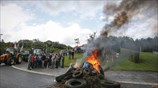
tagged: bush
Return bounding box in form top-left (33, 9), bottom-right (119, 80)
top-left (130, 52), bottom-right (140, 63)
top-left (120, 48), bottom-right (140, 63)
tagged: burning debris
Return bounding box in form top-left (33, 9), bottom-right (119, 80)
top-left (54, 50), bottom-right (120, 88)
top-left (86, 50), bottom-right (100, 73)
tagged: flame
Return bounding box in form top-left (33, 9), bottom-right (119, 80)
top-left (74, 62), bottom-right (81, 68)
top-left (86, 50), bottom-right (101, 73)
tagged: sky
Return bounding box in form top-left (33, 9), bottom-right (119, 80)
top-left (0, 0), bottom-right (157, 47)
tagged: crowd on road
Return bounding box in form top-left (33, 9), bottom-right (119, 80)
top-left (27, 49), bottom-right (75, 70)
top-left (27, 53), bottom-right (65, 70)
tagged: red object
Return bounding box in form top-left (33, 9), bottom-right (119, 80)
top-left (31, 55), bottom-right (36, 62)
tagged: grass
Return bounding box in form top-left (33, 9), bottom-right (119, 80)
top-left (111, 52), bottom-right (158, 72)
top-left (64, 53), bottom-right (83, 67)
top-left (63, 52), bottom-right (158, 72)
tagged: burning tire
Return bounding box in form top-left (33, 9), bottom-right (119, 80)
top-left (100, 67), bottom-right (105, 76)
top-left (72, 71), bottom-right (83, 78)
top-left (100, 80), bottom-right (120, 88)
top-left (64, 79), bottom-right (87, 88)
top-left (56, 72), bottom-right (73, 82)
top-left (83, 68), bottom-right (91, 75)
top-left (64, 75), bottom-right (73, 80)
top-left (56, 74), bottom-right (66, 82)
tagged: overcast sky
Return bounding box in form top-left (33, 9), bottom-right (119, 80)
top-left (0, 0), bottom-right (157, 47)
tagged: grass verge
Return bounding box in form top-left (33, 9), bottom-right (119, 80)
top-left (64, 53), bottom-right (83, 67)
top-left (111, 52), bottom-right (158, 72)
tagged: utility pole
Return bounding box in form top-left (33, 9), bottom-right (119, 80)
top-left (0, 33), bottom-right (3, 42)
top-left (74, 38), bottom-right (80, 46)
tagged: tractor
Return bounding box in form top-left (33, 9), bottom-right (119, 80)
top-left (0, 48), bottom-right (22, 65)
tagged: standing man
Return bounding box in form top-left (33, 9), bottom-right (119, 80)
top-left (55, 53), bottom-right (60, 68)
top-left (27, 53), bottom-right (32, 70)
top-left (48, 53), bottom-right (52, 68)
top-left (71, 48), bottom-right (75, 59)
top-left (31, 53), bottom-right (36, 69)
top-left (68, 49), bottom-right (71, 59)
top-left (61, 54), bottom-right (65, 68)
top-left (43, 54), bottom-right (47, 68)
top-left (51, 53), bottom-right (56, 68)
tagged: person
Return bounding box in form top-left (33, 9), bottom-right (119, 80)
top-left (37, 54), bottom-right (42, 68)
top-left (48, 53), bottom-right (52, 68)
top-left (51, 53), bottom-right (56, 68)
top-left (61, 54), bottom-right (65, 68)
top-left (55, 54), bottom-right (60, 68)
top-left (68, 49), bottom-right (71, 59)
top-left (71, 48), bottom-right (75, 59)
top-left (41, 54), bottom-right (45, 68)
top-left (27, 53), bottom-right (32, 70)
top-left (31, 53), bottom-right (36, 69)
top-left (34, 54), bottom-right (38, 68)
top-left (43, 54), bottom-right (48, 68)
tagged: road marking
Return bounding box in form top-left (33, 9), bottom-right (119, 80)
top-left (12, 65), bottom-right (158, 86)
top-left (116, 80), bottom-right (158, 86)
top-left (12, 65), bottom-right (58, 76)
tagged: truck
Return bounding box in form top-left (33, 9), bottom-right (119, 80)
top-left (22, 48), bottom-right (44, 62)
top-left (0, 48), bottom-right (22, 65)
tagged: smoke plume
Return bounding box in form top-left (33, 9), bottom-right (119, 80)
top-left (101, 0), bottom-right (158, 37)
top-left (80, 0), bottom-right (158, 71)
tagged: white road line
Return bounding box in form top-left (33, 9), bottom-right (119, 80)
top-left (12, 65), bottom-right (158, 86)
top-left (12, 65), bottom-right (58, 76)
top-left (117, 80), bottom-right (158, 86)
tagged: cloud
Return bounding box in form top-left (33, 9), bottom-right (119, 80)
top-left (1, 3), bottom-right (34, 40)
top-left (37, 1), bottom-right (104, 19)
top-left (16, 21), bottom-right (92, 47)
top-left (0, 2), bottom-right (94, 47)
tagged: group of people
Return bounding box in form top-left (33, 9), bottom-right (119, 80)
top-left (67, 48), bottom-right (75, 59)
top-left (27, 53), bottom-right (64, 70)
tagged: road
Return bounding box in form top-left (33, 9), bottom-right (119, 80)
top-left (0, 65), bottom-right (55, 88)
top-left (0, 65), bottom-right (153, 88)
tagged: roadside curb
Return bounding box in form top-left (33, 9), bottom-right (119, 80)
top-left (12, 65), bottom-right (158, 86)
top-left (12, 65), bottom-right (58, 76)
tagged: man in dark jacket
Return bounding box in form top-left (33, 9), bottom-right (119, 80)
top-left (55, 54), bottom-right (60, 68)
top-left (48, 53), bottom-right (52, 68)
top-left (61, 54), bottom-right (64, 68)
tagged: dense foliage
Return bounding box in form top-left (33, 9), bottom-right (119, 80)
top-left (0, 36), bottom-right (157, 55)
top-left (95, 36), bottom-right (158, 52)
top-left (0, 39), bottom-right (71, 54)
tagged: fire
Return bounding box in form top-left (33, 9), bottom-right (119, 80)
top-left (74, 62), bottom-right (81, 68)
top-left (86, 50), bottom-right (101, 73)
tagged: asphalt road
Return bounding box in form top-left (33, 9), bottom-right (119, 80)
top-left (0, 65), bottom-right (153, 88)
top-left (0, 65), bottom-right (55, 88)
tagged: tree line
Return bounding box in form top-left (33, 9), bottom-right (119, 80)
top-left (0, 36), bottom-right (158, 55)
top-left (94, 36), bottom-right (158, 52)
top-left (0, 39), bottom-right (71, 54)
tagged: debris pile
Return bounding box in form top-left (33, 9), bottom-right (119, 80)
top-left (53, 51), bottom-right (120, 88)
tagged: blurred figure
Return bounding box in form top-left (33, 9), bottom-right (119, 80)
top-left (48, 53), bottom-right (52, 68)
top-left (43, 54), bottom-right (48, 68)
top-left (68, 49), bottom-right (72, 59)
top-left (71, 48), bottom-right (75, 59)
top-left (31, 53), bottom-right (36, 69)
top-left (55, 54), bottom-right (60, 68)
top-left (37, 54), bottom-right (42, 68)
top-left (27, 53), bottom-right (32, 70)
top-left (51, 53), bottom-right (56, 68)
top-left (61, 54), bottom-right (65, 68)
